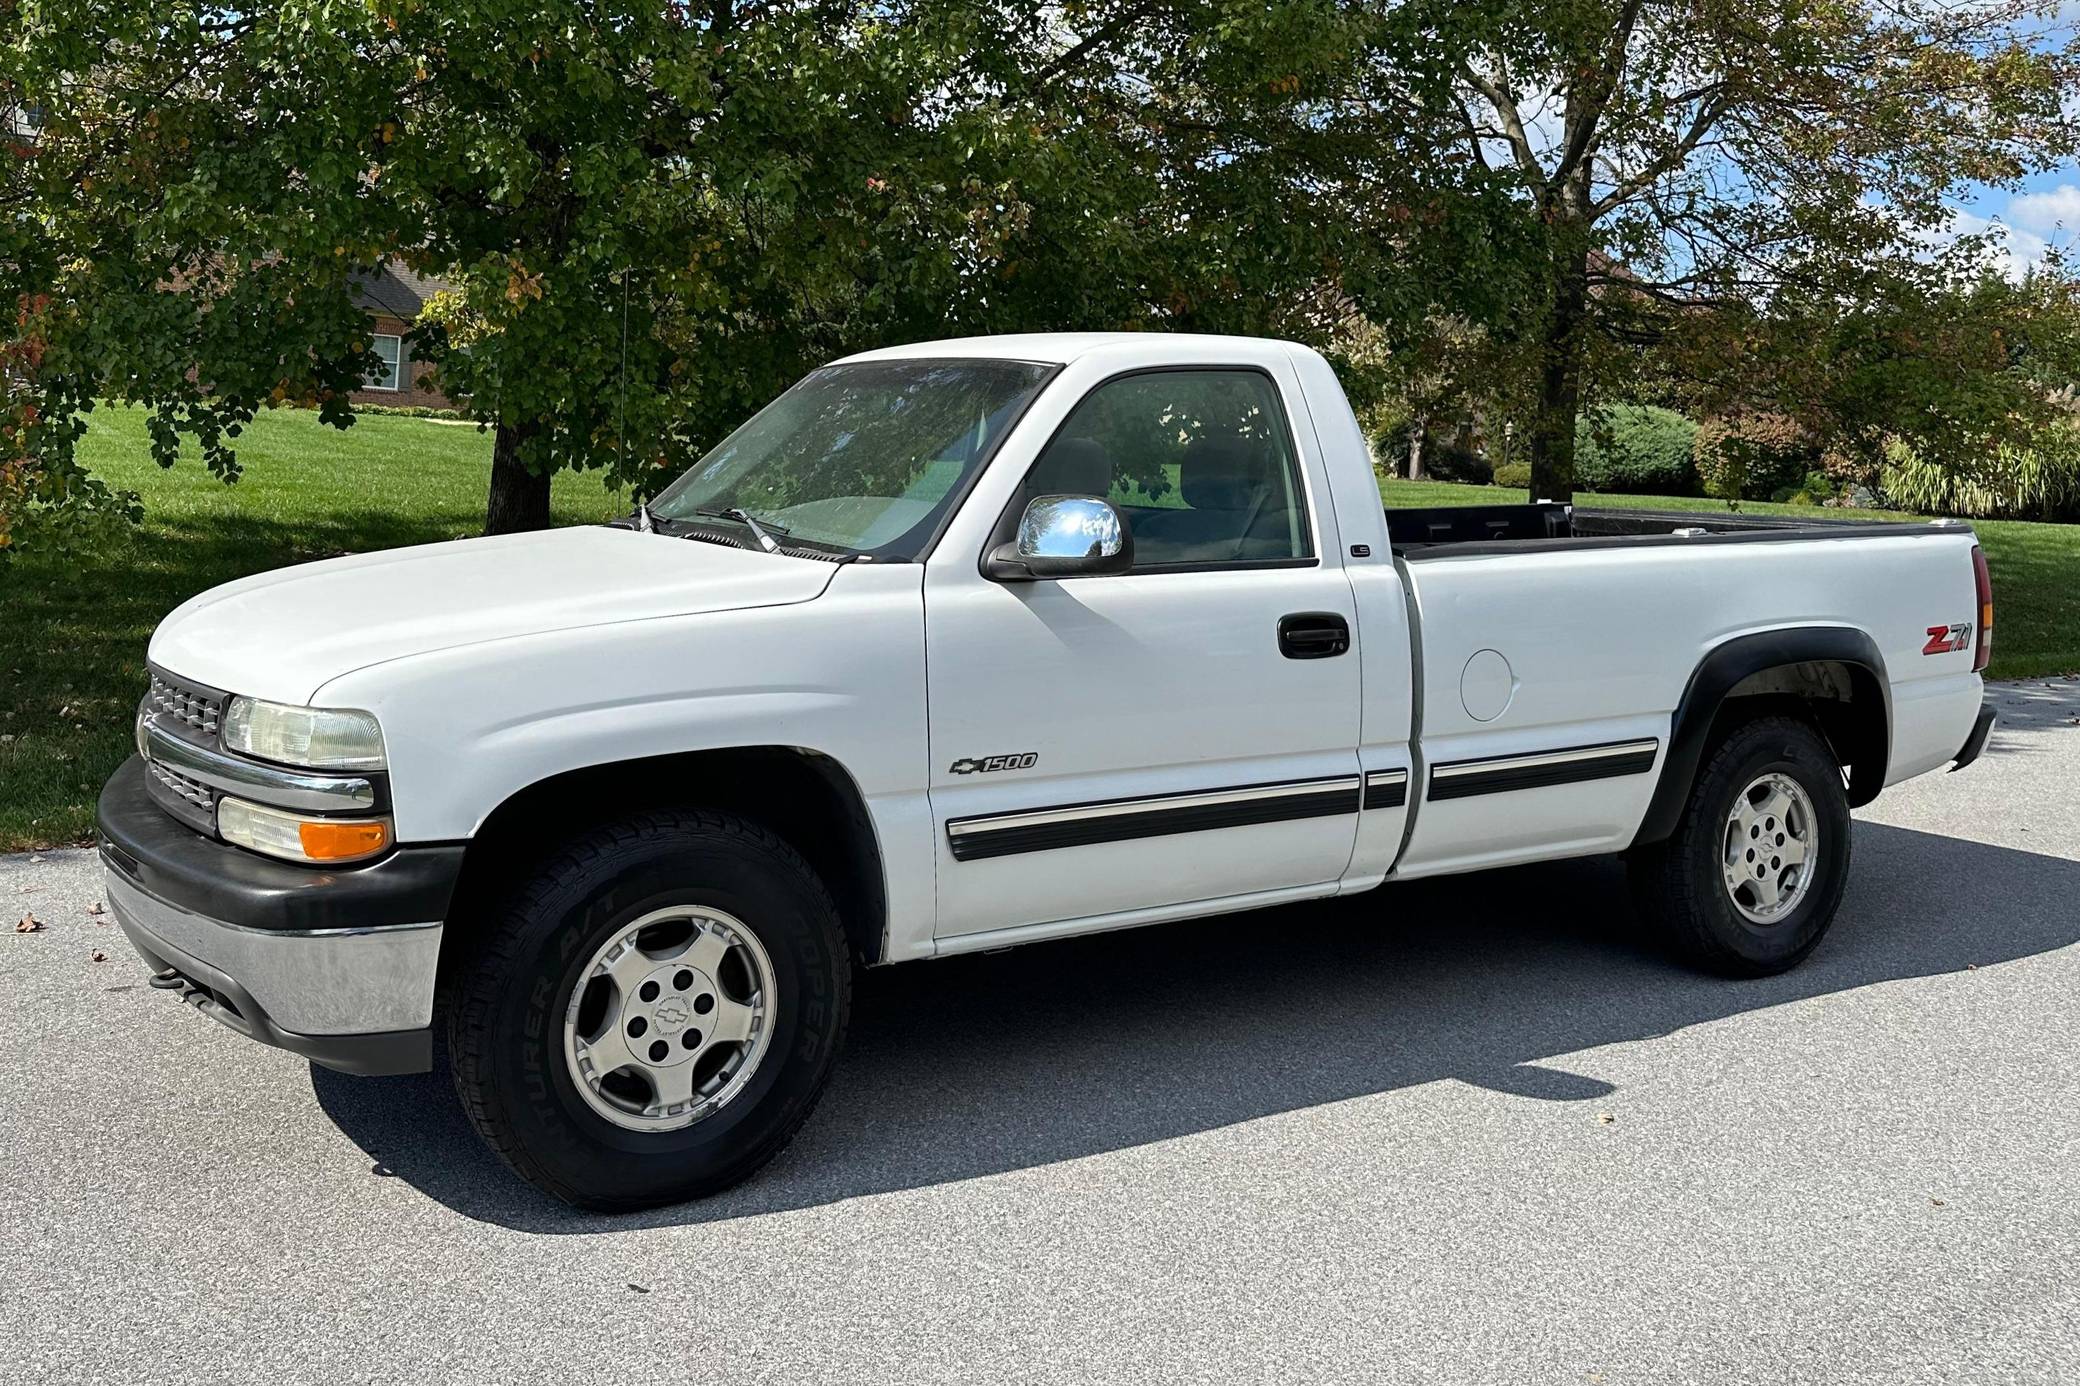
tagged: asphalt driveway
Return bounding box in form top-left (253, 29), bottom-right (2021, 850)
top-left (4, 678), bottom-right (2077, 1383)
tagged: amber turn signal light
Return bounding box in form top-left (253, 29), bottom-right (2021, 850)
top-left (217, 797), bottom-right (393, 865)
top-left (298, 818), bottom-right (393, 862)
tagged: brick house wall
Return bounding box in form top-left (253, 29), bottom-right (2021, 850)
top-left (347, 312), bottom-right (458, 410)
top-left (347, 266), bottom-right (462, 410)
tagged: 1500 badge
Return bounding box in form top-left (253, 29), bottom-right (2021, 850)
top-left (949, 752), bottom-right (1039, 775)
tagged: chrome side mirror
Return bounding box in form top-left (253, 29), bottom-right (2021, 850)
top-left (986, 495), bottom-right (1134, 580)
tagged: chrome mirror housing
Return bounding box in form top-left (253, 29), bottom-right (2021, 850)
top-left (987, 495), bottom-right (1134, 580)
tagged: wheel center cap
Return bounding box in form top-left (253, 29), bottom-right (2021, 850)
top-left (653, 995), bottom-right (692, 1034)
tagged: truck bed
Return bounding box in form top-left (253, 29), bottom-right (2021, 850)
top-left (1386, 502), bottom-right (1960, 556)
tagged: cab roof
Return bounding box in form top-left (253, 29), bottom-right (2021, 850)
top-left (834, 332), bottom-right (1311, 369)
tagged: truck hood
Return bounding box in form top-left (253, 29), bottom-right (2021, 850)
top-left (149, 526), bottom-right (839, 704)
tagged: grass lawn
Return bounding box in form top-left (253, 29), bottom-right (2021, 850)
top-left (0, 408), bottom-right (2072, 852)
top-left (0, 405), bottom-right (623, 851)
top-left (1383, 477), bottom-right (2078, 684)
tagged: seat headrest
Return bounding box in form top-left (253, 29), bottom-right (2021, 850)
top-left (1180, 436), bottom-right (1271, 510)
top-left (1026, 436), bottom-right (1112, 501)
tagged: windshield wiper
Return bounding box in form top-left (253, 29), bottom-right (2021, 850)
top-left (684, 505), bottom-right (788, 553)
top-left (667, 505), bottom-right (860, 562)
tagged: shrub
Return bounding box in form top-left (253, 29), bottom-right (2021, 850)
top-left (1770, 470), bottom-right (1836, 506)
top-left (1819, 445), bottom-right (1879, 494)
top-left (1694, 414), bottom-right (1813, 501)
top-left (1424, 441), bottom-right (1494, 485)
top-left (290, 400), bottom-right (466, 420)
top-left (1879, 431), bottom-right (2080, 521)
top-left (1574, 404), bottom-right (1698, 494)
top-left (1373, 416), bottom-right (1499, 484)
top-left (1492, 461), bottom-right (1533, 490)
top-left (1368, 416), bottom-right (1414, 475)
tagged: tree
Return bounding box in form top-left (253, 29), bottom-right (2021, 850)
top-left (13, 1), bottom-right (2075, 541)
top-left (3, 2), bottom-right (1046, 534)
top-left (7, 0), bottom-right (1418, 537)
top-left (3, 4), bottom-right (377, 549)
top-left (1425, 0), bottom-right (2078, 500)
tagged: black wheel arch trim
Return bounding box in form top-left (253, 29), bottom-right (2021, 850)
top-left (1632, 627), bottom-right (1890, 849)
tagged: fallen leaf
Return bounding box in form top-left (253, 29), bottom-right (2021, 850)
top-left (87, 901), bottom-right (105, 918)
top-left (627, 1283), bottom-right (650, 1294)
top-left (15, 913), bottom-right (41, 933)
top-left (1595, 1112), bottom-right (1616, 1125)
top-left (27, 854), bottom-right (43, 863)
top-left (1931, 1197), bottom-right (1946, 1207)
top-left (89, 950), bottom-right (107, 963)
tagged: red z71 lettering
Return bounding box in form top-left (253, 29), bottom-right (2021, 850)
top-left (1923, 622), bottom-right (1972, 655)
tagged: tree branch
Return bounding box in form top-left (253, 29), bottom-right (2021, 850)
top-left (1452, 96), bottom-right (1491, 172)
top-left (1551, 0), bottom-right (1645, 190)
top-left (1593, 90), bottom-right (1729, 217)
top-left (1462, 55), bottom-right (1544, 184)
top-left (1028, 2), bottom-right (1155, 91)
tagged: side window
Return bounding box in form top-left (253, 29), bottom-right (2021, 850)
top-left (1016, 369), bottom-right (1313, 568)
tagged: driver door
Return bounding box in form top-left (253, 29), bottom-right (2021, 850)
top-left (923, 363), bottom-right (1362, 940)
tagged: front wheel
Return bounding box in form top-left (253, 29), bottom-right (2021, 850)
top-left (1629, 715), bottom-right (1852, 977)
top-left (447, 810), bottom-right (850, 1210)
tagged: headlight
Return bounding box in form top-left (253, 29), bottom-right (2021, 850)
top-left (221, 697), bottom-right (385, 771)
top-left (217, 797), bottom-right (393, 864)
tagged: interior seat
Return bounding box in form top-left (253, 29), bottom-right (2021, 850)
top-left (1132, 436), bottom-right (1294, 564)
top-left (1020, 436), bottom-right (1113, 508)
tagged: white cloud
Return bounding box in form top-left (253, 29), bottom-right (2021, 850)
top-left (2007, 183), bottom-right (2080, 232)
top-left (1920, 206), bottom-right (2056, 281)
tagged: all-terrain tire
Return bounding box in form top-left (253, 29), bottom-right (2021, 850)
top-left (446, 809), bottom-right (850, 1210)
top-left (1629, 715), bottom-right (1853, 978)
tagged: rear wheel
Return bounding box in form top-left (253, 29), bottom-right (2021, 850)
top-left (1629, 715), bottom-right (1852, 977)
top-left (447, 809), bottom-right (850, 1210)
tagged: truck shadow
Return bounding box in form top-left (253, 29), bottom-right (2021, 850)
top-left (311, 820), bottom-right (2080, 1233)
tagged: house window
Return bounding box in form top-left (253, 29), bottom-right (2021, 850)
top-left (366, 334), bottom-right (402, 391)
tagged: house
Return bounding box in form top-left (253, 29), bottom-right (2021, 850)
top-left (349, 265), bottom-right (461, 410)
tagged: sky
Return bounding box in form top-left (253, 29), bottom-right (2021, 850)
top-left (1952, 170), bottom-right (2080, 279)
top-left (1942, 4), bottom-right (2080, 278)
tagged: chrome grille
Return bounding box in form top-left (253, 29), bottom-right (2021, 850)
top-left (148, 670), bottom-right (224, 741)
top-left (147, 758), bottom-right (214, 813)
top-left (143, 755), bottom-right (217, 833)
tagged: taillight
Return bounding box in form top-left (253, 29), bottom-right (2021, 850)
top-left (1971, 544), bottom-right (1993, 673)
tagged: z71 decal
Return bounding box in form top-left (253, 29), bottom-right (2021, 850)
top-left (1923, 622), bottom-right (1973, 656)
top-left (949, 752), bottom-right (1039, 775)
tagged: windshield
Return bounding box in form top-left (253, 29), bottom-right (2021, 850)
top-left (649, 358), bottom-right (1055, 559)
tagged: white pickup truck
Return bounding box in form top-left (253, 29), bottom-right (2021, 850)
top-left (103, 333), bottom-right (1997, 1209)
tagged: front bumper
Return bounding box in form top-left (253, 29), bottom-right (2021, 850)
top-left (99, 757), bottom-right (464, 1075)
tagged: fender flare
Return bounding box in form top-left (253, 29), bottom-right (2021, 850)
top-left (448, 743), bottom-right (893, 966)
top-left (1632, 627), bottom-right (1890, 848)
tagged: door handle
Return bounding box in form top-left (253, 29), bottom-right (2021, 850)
top-left (1278, 612), bottom-right (1350, 659)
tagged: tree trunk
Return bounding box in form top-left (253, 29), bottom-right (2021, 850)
top-left (1528, 232), bottom-right (1591, 504)
top-left (484, 421), bottom-right (551, 535)
top-left (1407, 418), bottom-right (1426, 481)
